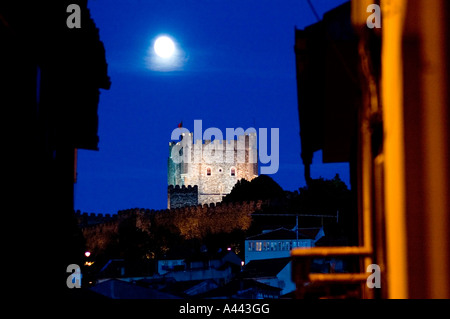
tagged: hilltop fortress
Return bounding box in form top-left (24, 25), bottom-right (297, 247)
top-left (168, 132), bottom-right (259, 208)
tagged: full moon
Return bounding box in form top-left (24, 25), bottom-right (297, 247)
top-left (154, 36), bottom-right (175, 58)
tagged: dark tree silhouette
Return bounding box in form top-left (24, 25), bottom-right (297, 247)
top-left (289, 174), bottom-right (354, 245)
top-left (222, 175), bottom-right (285, 203)
top-left (292, 174), bottom-right (351, 215)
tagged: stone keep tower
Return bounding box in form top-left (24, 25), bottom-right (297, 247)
top-left (168, 132), bottom-right (258, 208)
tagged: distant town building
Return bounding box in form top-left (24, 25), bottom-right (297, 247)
top-left (244, 227), bottom-right (324, 264)
top-left (157, 250), bottom-right (242, 284)
top-left (168, 133), bottom-right (258, 208)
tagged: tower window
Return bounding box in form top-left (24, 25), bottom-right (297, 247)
top-left (206, 167), bottom-right (211, 176)
top-left (230, 167), bottom-right (236, 176)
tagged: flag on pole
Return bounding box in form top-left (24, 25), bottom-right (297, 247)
top-left (178, 121), bottom-right (183, 128)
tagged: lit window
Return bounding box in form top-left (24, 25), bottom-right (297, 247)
top-left (256, 242), bottom-right (262, 252)
top-left (298, 241), bottom-right (306, 247)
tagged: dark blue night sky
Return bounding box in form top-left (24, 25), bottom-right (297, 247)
top-left (74, 0), bottom-right (350, 215)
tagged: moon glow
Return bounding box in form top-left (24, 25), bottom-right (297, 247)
top-left (154, 36), bottom-right (175, 58)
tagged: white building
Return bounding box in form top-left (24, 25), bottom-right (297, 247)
top-left (244, 227), bottom-right (324, 264)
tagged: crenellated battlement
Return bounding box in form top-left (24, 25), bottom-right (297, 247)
top-left (166, 199), bottom-right (262, 212)
top-left (77, 200), bottom-right (263, 229)
top-left (169, 132), bottom-right (257, 146)
top-left (168, 185), bottom-right (198, 193)
top-left (75, 210), bottom-right (116, 228)
top-left (167, 185), bottom-right (199, 209)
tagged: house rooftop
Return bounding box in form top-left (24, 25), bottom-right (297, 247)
top-left (89, 279), bottom-right (181, 299)
top-left (159, 248), bottom-right (241, 263)
top-left (242, 257), bottom-right (291, 278)
top-left (196, 278), bottom-right (281, 299)
top-left (246, 227), bottom-right (322, 241)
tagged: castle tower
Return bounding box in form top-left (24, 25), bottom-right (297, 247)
top-left (168, 132), bottom-right (258, 208)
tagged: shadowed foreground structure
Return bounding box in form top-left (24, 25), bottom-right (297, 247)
top-left (1, 0), bottom-right (110, 297)
top-left (293, 0), bottom-right (450, 299)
